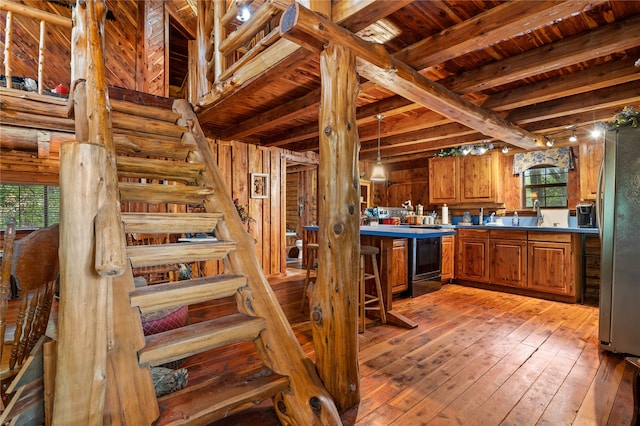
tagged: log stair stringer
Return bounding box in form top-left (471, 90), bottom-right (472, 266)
top-left (104, 97), bottom-right (341, 425)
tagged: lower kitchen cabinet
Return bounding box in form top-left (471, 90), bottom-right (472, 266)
top-left (457, 229), bottom-right (490, 282)
top-left (456, 229), bottom-right (583, 301)
top-left (489, 230), bottom-right (527, 288)
top-left (441, 235), bottom-right (455, 282)
top-left (527, 232), bottom-right (580, 297)
top-left (385, 238), bottom-right (409, 294)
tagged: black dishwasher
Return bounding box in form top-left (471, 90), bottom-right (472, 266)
top-left (408, 237), bottom-right (442, 297)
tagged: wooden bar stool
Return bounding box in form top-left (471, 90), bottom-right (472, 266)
top-left (299, 243), bottom-right (319, 313)
top-left (359, 245), bottom-right (386, 333)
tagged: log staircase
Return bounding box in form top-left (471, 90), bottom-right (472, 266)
top-left (92, 97), bottom-right (340, 425)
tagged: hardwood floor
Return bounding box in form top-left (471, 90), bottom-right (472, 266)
top-left (5, 269), bottom-right (633, 425)
top-left (194, 269), bottom-right (634, 425)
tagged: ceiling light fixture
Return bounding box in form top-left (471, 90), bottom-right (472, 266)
top-left (237, 6), bottom-right (251, 22)
top-left (545, 138), bottom-right (555, 147)
top-left (370, 114), bottom-right (386, 182)
top-left (502, 146), bottom-right (509, 154)
top-left (569, 131), bottom-right (577, 143)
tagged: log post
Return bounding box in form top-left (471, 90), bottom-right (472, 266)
top-left (312, 42), bottom-right (361, 411)
top-left (54, 141), bottom-right (108, 425)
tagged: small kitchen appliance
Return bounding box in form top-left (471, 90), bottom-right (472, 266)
top-left (576, 203), bottom-right (595, 228)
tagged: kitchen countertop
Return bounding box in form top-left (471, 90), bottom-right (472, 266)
top-left (442, 224), bottom-right (598, 234)
top-left (305, 224), bottom-right (598, 236)
top-left (304, 225), bottom-right (456, 238)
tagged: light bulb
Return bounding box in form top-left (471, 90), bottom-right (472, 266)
top-left (237, 6), bottom-right (251, 22)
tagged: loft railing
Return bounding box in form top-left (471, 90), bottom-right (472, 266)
top-left (204, 0), bottom-right (290, 94)
top-left (0, 1), bottom-right (72, 95)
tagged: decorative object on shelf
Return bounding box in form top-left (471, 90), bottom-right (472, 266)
top-left (233, 198), bottom-right (254, 224)
top-left (370, 114), bottom-right (386, 182)
top-left (433, 141), bottom-right (494, 157)
top-left (250, 173), bottom-right (269, 199)
top-left (608, 106), bottom-right (639, 128)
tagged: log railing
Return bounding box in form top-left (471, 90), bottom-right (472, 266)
top-left (205, 0), bottom-right (292, 94)
top-left (0, 0), bottom-right (72, 94)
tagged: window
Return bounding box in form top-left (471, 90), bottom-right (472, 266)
top-left (0, 184), bottom-right (60, 228)
top-left (522, 166), bottom-right (568, 208)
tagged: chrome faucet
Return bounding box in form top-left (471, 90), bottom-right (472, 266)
top-left (533, 199), bottom-right (543, 226)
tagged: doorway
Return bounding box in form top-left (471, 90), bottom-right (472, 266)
top-left (283, 159), bottom-right (318, 272)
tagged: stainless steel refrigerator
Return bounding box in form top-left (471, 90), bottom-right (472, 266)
top-left (598, 125), bottom-right (640, 356)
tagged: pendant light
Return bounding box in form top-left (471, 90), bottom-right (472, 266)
top-left (370, 114), bottom-right (386, 182)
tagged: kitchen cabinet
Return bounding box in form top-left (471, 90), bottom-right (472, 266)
top-left (579, 140), bottom-right (604, 200)
top-left (527, 232), bottom-right (580, 297)
top-left (385, 238), bottom-right (409, 295)
top-left (428, 153), bottom-right (501, 205)
top-left (428, 156), bottom-right (458, 204)
top-left (441, 235), bottom-right (455, 282)
top-left (457, 229), bottom-right (490, 282)
top-left (361, 236), bottom-right (409, 308)
top-left (455, 229), bottom-right (583, 302)
top-left (360, 179), bottom-right (371, 213)
top-left (489, 230), bottom-right (527, 288)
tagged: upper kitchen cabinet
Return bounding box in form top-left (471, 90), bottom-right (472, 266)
top-left (428, 153), bottom-right (501, 205)
top-left (579, 139), bottom-right (604, 200)
top-left (428, 156), bottom-right (459, 204)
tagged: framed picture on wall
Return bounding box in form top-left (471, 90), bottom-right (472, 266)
top-left (250, 173), bottom-right (269, 199)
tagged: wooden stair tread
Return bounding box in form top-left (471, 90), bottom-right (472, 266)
top-left (127, 241), bottom-right (236, 267)
top-left (130, 274), bottom-right (247, 313)
top-left (139, 313), bottom-right (266, 367)
top-left (111, 110), bottom-right (186, 139)
top-left (116, 156), bottom-right (205, 183)
top-left (121, 212), bottom-right (223, 234)
top-left (155, 373), bottom-right (290, 426)
top-left (114, 133), bottom-right (192, 161)
top-left (118, 182), bottom-right (214, 205)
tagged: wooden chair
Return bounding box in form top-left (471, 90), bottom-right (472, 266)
top-left (1, 221), bottom-right (59, 398)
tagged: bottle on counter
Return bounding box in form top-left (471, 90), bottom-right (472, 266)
top-left (442, 204), bottom-right (449, 224)
top-left (512, 211), bottom-right (519, 226)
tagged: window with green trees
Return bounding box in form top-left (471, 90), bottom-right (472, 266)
top-left (0, 184), bottom-right (60, 228)
top-left (522, 167), bottom-right (568, 208)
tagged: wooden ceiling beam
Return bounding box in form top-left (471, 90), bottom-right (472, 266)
top-left (332, 0), bottom-right (413, 32)
top-left (484, 56), bottom-right (640, 111)
top-left (280, 3), bottom-right (545, 149)
top-left (444, 13), bottom-right (640, 95)
top-left (395, 0), bottom-right (596, 71)
top-left (508, 81), bottom-right (640, 124)
top-left (221, 86), bottom-right (321, 139)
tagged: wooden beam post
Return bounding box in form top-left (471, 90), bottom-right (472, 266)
top-left (280, 3), bottom-right (545, 150)
top-left (54, 141), bottom-right (108, 425)
top-left (313, 42), bottom-right (361, 412)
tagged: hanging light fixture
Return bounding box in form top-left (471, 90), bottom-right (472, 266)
top-left (501, 146), bottom-right (509, 154)
top-left (370, 114), bottom-right (386, 182)
top-left (569, 131), bottom-right (577, 143)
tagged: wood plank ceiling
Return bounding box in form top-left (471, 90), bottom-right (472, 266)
top-left (195, 0), bottom-right (640, 167)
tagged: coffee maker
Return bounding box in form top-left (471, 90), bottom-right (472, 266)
top-left (576, 203), bottom-right (595, 228)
